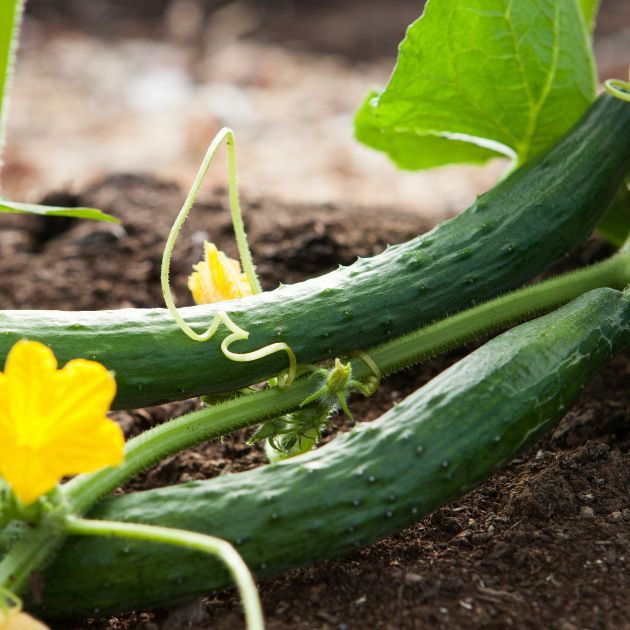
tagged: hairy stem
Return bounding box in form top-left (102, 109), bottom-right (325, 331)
top-left (0, 509), bottom-right (67, 594)
top-left (63, 517), bottom-right (264, 630)
top-left (371, 250), bottom-right (630, 373)
top-left (65, 379), bottom-right (316, 514)
top-left (225, 133), bottom-right (262, 294)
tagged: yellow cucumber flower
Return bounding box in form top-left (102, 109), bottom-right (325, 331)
top-left (189, 241), bottom-right (253, 305)
top-left (0, 609), bottom-right (49, 630)
top-left (0, 340), bottom-right (124, 506)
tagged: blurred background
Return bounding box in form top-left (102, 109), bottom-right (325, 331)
top-left (3, 0), bottom-right (630, 219)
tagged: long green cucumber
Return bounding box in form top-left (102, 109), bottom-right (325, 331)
top-left (3, 94), bottom-right (630, 411)
top-left (31, 287), bottom-right (630, 617)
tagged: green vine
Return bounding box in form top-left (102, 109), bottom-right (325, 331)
top-left (64, 248), bottom-right (630, 514)
top-left (2, 242), bottom-right (630, 617)
top-left (63, 517), bottom-right (264, 630)
top-left (160, 127), bottom-right (296, 387)
top-left (605, 67), bottom-right (630, 103)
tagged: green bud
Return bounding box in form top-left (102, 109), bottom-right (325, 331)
top-left (325, 358), bottom-right (352, 394)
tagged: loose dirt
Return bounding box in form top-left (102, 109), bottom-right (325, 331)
top-left (2, 176), bottom-right (630, 630)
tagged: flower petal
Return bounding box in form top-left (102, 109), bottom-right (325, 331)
top-left (2, 341), bottom-right (57, 440)
top-left (0, 447), bottom-right (59, 506)
top-left (43, 359), bottom-right (117, 443)
top-left (0, 341), bottom-right (123, 506)
top-left (40, 417), bottom-right (124, 479)
top-left (188, 241), bottom-right (253, 305)
top-left (0, 611), bottom-right (50, 630)
top-left (0, 373), bottom-right (16, 443)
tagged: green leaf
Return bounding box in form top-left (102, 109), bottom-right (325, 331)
top-left (356, 0), bottom-right (597, 170)
top-left (579, 0), bottom-right (602, 33)
top-left (355, 90), bottom-right (506, 170)
top-left (0, 1), bottom-right (24, 158)
top-left (0, 199), bottom-right (119, 223)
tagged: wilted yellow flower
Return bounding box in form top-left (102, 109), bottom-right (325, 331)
top-left (189, 241), bottom-right (253, 305)
top-left (0, 609), bottom-right (49, 630)
top-left (0, 340), bottom-right (124, 506)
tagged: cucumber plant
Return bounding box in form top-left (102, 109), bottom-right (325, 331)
top-left (1, 0), bottom-right (630, 625)
top-left (34, 286), bottom-right (630, 616)
top-left (3, 0), bottom-right (630, 408)
top-left (3, 93), bottom-right (630, 409)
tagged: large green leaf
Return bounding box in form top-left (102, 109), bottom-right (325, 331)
top-left (355, 0), bottom-right (597, 170)
top-left (0, 199), bottom-right (119, 223)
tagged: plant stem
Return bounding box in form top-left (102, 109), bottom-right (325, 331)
top-left (371, 250), bottom-right (630, 373)
top-left (65, 379), bottom-right (315, 514)
top-left (65, 250), bottom-right (630, 514)
top-left (63, 516), bottom-right (264, 630)
top-left (0, 513), bottom-right (67, 594)
top-left (225, 133), bottom-right (262, 294)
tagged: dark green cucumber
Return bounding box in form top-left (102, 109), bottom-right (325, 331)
top-left (32, 287), bottom-right (630, 617)
top-left (3, 94), bottom-right (630, 411)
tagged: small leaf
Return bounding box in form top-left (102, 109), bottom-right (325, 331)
top-left (0, 199), bottom-right (119, 223)
top-left (355, 0), bottom-right (596, 170)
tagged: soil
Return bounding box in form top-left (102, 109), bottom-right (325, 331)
top-left (2, 175), bottom-right (630, 630)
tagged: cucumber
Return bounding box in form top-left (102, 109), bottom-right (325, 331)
top-left (32, 287), bottom-right (630, 617)
top-left (3, 94), bottom-right (630, 411)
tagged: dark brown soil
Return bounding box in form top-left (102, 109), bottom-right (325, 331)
top-left (3, 176), bottom-right (630, 630)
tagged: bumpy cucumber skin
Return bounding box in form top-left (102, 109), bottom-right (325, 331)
top-left (2, 97), bottom-right (630, 409)
top-left (33, 288), bottom-right (630, 617)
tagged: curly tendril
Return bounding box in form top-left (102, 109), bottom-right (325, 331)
top-left (604, 67), bottom-right (630, 104)
top-left (345, 349), bottom-right (382, 396)
top-left (161, 127), bottom-right (296, 387)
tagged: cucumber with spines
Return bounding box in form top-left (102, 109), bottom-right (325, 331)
top-left (2, 94), bottom-right (630, 411)
top-left (31, 287), bottom-right (630, 617)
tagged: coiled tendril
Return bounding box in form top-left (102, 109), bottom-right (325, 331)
top-left (161, 127), bottom-right (296, 388)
